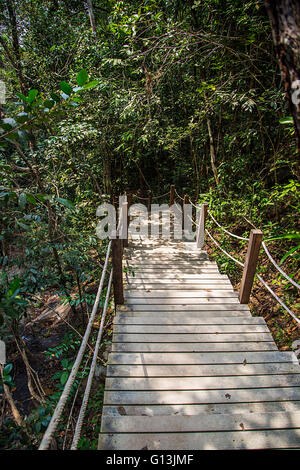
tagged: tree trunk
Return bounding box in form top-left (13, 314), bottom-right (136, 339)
top-left (264, 0), bottom-right (300, 156)
top-left (86, 0), bottom-right (97, 34)
top-left (206, 117), bottom-right (220, 185)
top-left (6, 0), bottom-right (27, 94)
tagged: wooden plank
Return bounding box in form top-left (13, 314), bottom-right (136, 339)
top-left (239, 229), bottom-right (263, 304)
top-left (107, 362), bottom-right (300, 377)
top-left (117, 311), bottom-right (251, 318)
top-left (98, 428), bottom-right (300, 450)
top-left (101, 411), bottom-right (300, 433)
top-left (102, 401), bottom-right (300, 417)
top-left (111, 342), bottom-right (277, 353)
top-left (125, 298), bottom-right (240, 305)
top-left (125, 273), bottom-right (228, 279)
top-left (126, 284), bottom-right (233, 290)
top-left (104, 387), bottom-right (300, 405)
top-left (113, 324), bottom-right (270, 333)
top-left (108, 351), bottom-right (297, 365)
top-left (112, 332), bottom-right (274, 343)
top-left (119, 304), bottom-right (249, 311)
top-left (105, 374), bottom-right (300, 391)
top-left (114, 316), bottom-right (265, 325)
top-left (124, 290), bottom-right (238, 298)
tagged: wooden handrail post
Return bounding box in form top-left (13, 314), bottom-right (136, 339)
top-left (122, 197), bottom-right (128, 248)
top-left (169, 185), bottom-right (175, 206)
top-left (182, 194), bottom-right (189, 230)
top-left (196, 202), bottom-right (208, 249)
top-left (112, 237), bottom-right (124, 305)
top-left (147, 190), bottom-right (152, 214)
top-left (239, 229), bottom-right (263, 304)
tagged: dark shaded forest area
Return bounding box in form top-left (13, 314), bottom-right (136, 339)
top-left (0, 0), bottom-right (299, 450)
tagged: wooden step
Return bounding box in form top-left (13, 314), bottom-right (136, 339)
top-left (111, 342), bottom-right (277, 353)
top-left (124, 290), bottom-right (238, 298)
top-left (107, 362), bottom-right (300, 377)
top-left (101, 411), bottom-right (300, 433)
top-left (113, 324), bottom-right (270, 333)
top-left (114, 316), bottom-right (263, 325)
top-left (103, 387), bottom-right (300, 406)
top-left (112, 332), bottom-right (274, 343)
top-left (108, 351), bottom-right (298, 365)
top-left (103, 401), bottom-right (300, 417)
top-left (105, 374), bottom-right (300, 391)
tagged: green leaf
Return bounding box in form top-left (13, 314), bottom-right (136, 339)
top-left (83, 80), bottom-right (99, 90)
top-left (4, 364), bottom-right (12, 375)
top-left (27, 89), bottom-right (38, 103)
top-left (279, 244), bottom-right (300, 265)
top-left (60, 371), bottom-right (69, 385)
top-left (50, 93), bottom-right (61, 103)
top-left (60, 82), bottom-right (72, 96)
top-left (56, 197), bottom-right (74, 209)
top-left (76, 69), bottom-right (88, 87)
top-left (279, 116), bottom-right (293, 125)
top-left (43, 99), bottom-right (54, 109)
top-left (18, 193), bottom-right (27, 209)
top-left (16, 92), bottom-right (27, 103)
top-left (26, 194), bottom-right (37, 205)
top-left (17, 221), bottom-right (30, 231)
top-left (265, 233), bottom-right (300, 241)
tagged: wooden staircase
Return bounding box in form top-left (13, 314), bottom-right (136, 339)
top-left (98, 239), bottom-right (300, 450)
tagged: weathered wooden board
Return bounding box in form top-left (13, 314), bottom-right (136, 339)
top-left (114, 316), bottom-right (264, 325)
top-left (103, 387), bottom-right (300, 405)
top-left (107, 362), bottom-right (300, 377)
top-left (101, 411), bottom-right (300, 433)
top-left (102, 401), bottom-right (300, 417)
top-left (111, 341), bottom-right (277, 353)
top-left (98, 428), bottom-right (300, 450)
top-left (105, 374), bottom-right (300, 391)
top-left (124, 290), bottom-right (239, 298)
top-left (119, 304), bottom-right (249, 311)
top-left (108, 351), bottom-right (298, 365)
top-left (125, 273), bottom-right (228, 279)
top-left (112, 332), bottom-right (274, 343)
top-left (113, 324), bottom-right (270, 333)
top-left (124, 298), bottom-right (240, 305)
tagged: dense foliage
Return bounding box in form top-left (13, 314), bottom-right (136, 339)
top-left (0, 0), bottom-right (299, 449)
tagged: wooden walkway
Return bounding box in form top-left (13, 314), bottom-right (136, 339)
top-left (98, 238), bottom-right (300, 450)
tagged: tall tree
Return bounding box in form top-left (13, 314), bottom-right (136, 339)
top-left (265, 0), bottom-right (300, 156)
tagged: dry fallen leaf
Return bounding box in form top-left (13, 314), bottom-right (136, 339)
top-left (239, 423), bottom-right (245, 431)
top-left (243, 359), bottom-right (247, 366)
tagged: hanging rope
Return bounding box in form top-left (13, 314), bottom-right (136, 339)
top-left (256, 274), bottom-right (300, 325)
top-left (262, 241), bottom-right (300, 290)
top-left (205, 229), bottom-right (244, 267)
top-left (207, 209), bottom-right (249, 241)
top-left (39, 241), bottom-right (112, 450)
top-left (70, 269), bottom-right (113, 450)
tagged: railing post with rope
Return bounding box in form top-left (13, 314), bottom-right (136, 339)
top-left (239, 229), bottom-right (263, 304)
top-left (122, 196), bottom-right (129, 248)
top-left (112, 199), bottom-right (124, 305)
top-left (169, 184), bottom-right (175, 206)
top-left (182, 194), bottom-right (189, 230)
top-left (196, 202), bottom-right (208, 249)
top-left (147, 190), bottom-right (152, 214)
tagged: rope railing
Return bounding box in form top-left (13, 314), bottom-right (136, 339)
top-left (262, 241), bottom-right (300, 290)
top-left (205, 229), bottom-right (244, 267)
top-left (70, 269), bottom-right (114, 449)
top-left (207, 209), bottom-right (249, 241)
top-left (38, 240), bottom-right (112, 450)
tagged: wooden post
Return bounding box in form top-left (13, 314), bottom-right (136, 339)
top-left (169, 185), bottom-right (175, 206)
top-left (182, 194), bottom-right (189, 230)
top-left (196, 203), bottom-right (207, 249)
top-left (239, 229), bottom-right (263, 304)
top-left (122, 199), bottom-right (128, 248)
top-left (112, 238), bottom-right (124, 304)
top-left (147, 190), bottom-right (152, 214)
